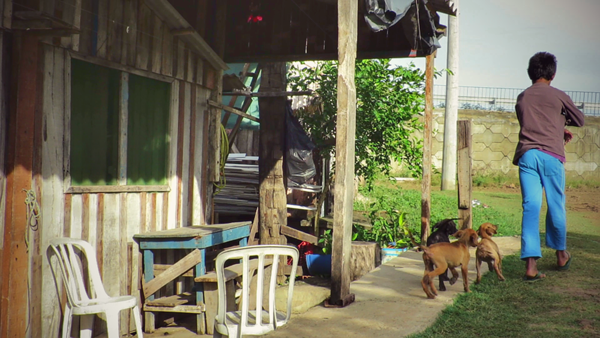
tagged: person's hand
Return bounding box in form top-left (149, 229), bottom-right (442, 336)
top-left (564, 129), bottom-right (573, 144)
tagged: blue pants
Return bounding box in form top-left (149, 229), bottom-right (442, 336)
top-left (518, 149), bottom-right (567, 260)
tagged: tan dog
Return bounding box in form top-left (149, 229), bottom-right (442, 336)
top-left (475, 223), bottom-right (505, 283)
top-left (421, 229), bottom-right (479, 299)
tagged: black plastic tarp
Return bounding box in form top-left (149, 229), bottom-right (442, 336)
top-left (285, 102), bottom-right (317, 186)
top-left (364, 0), bottom-right (442, 55)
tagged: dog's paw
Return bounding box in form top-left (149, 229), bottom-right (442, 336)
top-left (449, 277), bottom-right (458, 285)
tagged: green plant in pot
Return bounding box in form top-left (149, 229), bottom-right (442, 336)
top-left (353, 201), bottom-right (418, 249)
top-left (318, 229), bottom-right (333, 254)
top-left (306, 230), bottom-right (333, 276)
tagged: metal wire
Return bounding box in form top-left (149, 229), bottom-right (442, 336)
top-left (433, 85), bottom-right (600, 116)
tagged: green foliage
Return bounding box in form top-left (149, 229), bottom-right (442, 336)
top-left (355, 206), bottom-right (414, 248)
top-left (472, 172), bottom-right (520, 188)
top-left (318, 229), bottom-right (332, 255)
top-left (354, 182), bottom-right (522, 237)
top-left (565, 178), bottom-right (600, 189)
top-left (288, 60), bottom-right (425, 188)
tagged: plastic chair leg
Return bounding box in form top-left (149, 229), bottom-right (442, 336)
top-left (79, 314), bottom-right (94, 338)
top-left (132, 305), bottom-right (144, 338)
top-left (61, 306), bottom-right (73, 338)
top-left (104, 311), bottom-right (121, 338)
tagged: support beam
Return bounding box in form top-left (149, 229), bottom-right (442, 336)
top-left (457, 120), bottom-right (472, 229)
top-left (258, 62), bottom-right (287, 284)
top-left (258, 62), bottom-right (287, 246)
top-left (441, 1), bottom-right (459, 191)
top-left (1, 32), bottom-right (39, 338)
top-left (208, 100), bottom-right (259, 123)
top-left (222, 90), bottom-right (312, 97)
top-left (280, 225), bottom-right (318, 245)
top-left (421, 52), bottom-right (435, 244)
top-left (330, 0), bottom-right (357, 308)
top-left (207, 71), bottom-right (223, 184)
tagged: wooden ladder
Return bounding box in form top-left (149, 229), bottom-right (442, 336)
top-left (221, 63), bottom-right (262, 151)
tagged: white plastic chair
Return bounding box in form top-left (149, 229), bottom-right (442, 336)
top-left (46, 238), bottom-right (143, 338)
top-left (213, 245), bottom-right (299, 338)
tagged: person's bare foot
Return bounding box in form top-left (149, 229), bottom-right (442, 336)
top-left (557, 250), bottom-right (572, 270)
top-left (524, 257), bottom-right (546, 279)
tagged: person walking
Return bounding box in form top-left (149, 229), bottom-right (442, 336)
top-left (513, 52), bottom-right (585, 281)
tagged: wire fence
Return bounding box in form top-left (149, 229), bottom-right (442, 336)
top-left (433, 85), bottom-right (600, 116)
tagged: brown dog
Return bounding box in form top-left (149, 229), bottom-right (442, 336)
top-left (475, 223), bottom-right (505, 283)
top-left (421, 229), bottom-right (479, 299)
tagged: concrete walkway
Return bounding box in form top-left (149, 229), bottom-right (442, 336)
top-left (144, 236), bottom-right (521, 338)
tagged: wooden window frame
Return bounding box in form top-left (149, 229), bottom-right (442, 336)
top-left (65, 52), bottom-right (176, 194)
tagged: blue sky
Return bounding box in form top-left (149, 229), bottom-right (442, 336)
top-left (391, 0), bottom-right (600, 92)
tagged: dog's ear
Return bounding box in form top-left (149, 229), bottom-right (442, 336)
top-left (470, 231), bottom-right (479, 246)
top-left (452, 230), bottom-right (463, 238)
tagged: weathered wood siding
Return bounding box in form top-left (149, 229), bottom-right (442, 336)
top-left (0, 30), bottom-right (6, 252)
top-left (27, 0), bottom-right (217, 335)
top-left (0, 0), bottom-right (12, 29)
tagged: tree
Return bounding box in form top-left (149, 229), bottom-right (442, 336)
top-left (288, 59), bottom-right (425, 188)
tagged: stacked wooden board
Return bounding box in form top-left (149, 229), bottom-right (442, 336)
top-left (213, 153), bottom-right (259, 215)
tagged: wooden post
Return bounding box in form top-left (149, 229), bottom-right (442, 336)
top-left (207, 69), bottom-right (223, 224)
top-left (206, 0), bottom-right (227, 222)
top-left (1, 32), bottom-right (39, 338)
top-left (457, 120), bottom-right (472, 229)
top-left (441, 2), bottom-right (459, 191)
top-left (330, 0), bottom-right (357, 307)
top-left (258, 62), bottom-right (287, 247)
top-left (420, 52), bottom-right (435, 244)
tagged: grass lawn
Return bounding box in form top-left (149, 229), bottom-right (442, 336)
top-left (356, 178), bottom-right (600, 337)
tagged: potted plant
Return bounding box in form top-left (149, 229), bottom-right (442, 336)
top-left (378, 211), bottom-right (412, 263)
top-left (305, 230), bottom-right (332, 276)
top-left (353, 203), bottom-right (418, 264)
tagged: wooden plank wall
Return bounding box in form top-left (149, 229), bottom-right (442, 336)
top-left (1, 0), bottom-right (12, 29)
top-left (29, 0), bottom-right (217, 335)
top-left (0, 30), bottom-right (5, 255)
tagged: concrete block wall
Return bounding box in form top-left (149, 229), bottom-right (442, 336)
top-left (430, 109), bottom-right (600, 180)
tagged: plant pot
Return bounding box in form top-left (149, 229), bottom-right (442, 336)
top-left (381, 247), bottom-right (408, 264)
top-left (305, 254), bottom-right (332, 276)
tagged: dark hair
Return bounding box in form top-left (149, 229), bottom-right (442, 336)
top-left (527, 52), bottom-right (557, 81)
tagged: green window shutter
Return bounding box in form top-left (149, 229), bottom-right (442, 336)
top-left (126, 74), bottom-right (170, 186)
top-left (70, 59), bottom-right (120, 186)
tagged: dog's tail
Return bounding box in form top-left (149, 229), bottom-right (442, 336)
top-left (420, 245), bottom-right (435, 258)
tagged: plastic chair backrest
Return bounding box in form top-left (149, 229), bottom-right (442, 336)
top-left (215, 245), bottom-right (299, 336)
top-left (47, 238), bottom-right (110, 307)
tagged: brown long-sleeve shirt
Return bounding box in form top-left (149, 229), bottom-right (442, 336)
top-left (513, 82), bottom-right (585, 165)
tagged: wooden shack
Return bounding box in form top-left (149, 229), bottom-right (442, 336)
top-left (0, 0), bottom-right (457, 336)
top-left (0, 0), bottom-right (230, 336)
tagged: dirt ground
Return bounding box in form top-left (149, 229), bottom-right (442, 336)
top-left (477, 185), bottom-right (600, 222)
top-left (564, 188), bottom-right (600, 215)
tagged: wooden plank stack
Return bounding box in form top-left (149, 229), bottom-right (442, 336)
top-left (213, 153), bottom-right (259, 215)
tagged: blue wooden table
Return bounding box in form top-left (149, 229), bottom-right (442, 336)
top-left (134, 221), bottom-right (250, 334)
